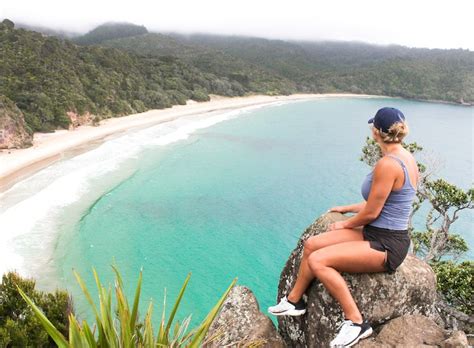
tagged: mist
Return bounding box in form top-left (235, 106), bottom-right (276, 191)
top-left (1, 0), bottom-right (473, 50)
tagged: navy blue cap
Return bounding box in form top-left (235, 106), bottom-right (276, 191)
top-left (368, 107), bottom-right (405, 133)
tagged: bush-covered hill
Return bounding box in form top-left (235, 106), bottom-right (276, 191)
top-left (0, 20), bottom-right (262, 133)
top-left (73, 22), bottom-right (148, 45)
top-left (111, 32), bottom-right (474, 104)
top-left (1, 19), bottom-right (473, 136)
top-left (99, 32), bottom-right (297, 95)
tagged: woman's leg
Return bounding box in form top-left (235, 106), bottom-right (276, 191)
top-left (307, 241), bottom-right (386, 323)
top-left (287, 227), bottom-right (364, 303)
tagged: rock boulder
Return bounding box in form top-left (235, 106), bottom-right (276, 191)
top-left (205, 285), bottom-right (285, 347)
top-left (440, 330), bottom-right (469, 348)
top-left (277, 212), bottom-right (439, 347)
top-left (356, 314), bottom-right (469, 347)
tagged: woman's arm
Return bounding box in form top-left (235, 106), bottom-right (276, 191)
top-left (329, 201), bottom-right (366, 213)
top-left (328, 158), bottom-right (398, 230)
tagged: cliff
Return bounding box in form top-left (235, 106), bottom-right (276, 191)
top-left (0, 95), bottom-right (33, 149)
top-left (276, 212), bottom-right (470, 346)
top-left (209, 212), bottom-right (470, 347)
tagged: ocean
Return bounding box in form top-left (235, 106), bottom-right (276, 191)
top-left (1, 97), bottom-right (472, 326)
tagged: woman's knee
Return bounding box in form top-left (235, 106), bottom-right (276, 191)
top-left (303, 235), bottom-right (323, 255)
top-left (307, 251), bottom-right (327, 275)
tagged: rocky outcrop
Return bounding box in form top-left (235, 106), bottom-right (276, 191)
top-left (436, 296), bottom-right (474, 334)
top-left (357, 314), bottom-right (469, 347)
top-left (277, 212), bottom-right (440, 347)
top-left (358, 314), bottom-right (445, 347)
top-left (0, 95), bottom-right (33, 149)
top-left (205, 285), bottom-right (285, 347)
top-left (67, 111), bottom-right (95, 129)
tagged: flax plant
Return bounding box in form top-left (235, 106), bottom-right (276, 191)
top-left (18, 267), bottom-right (236, 347)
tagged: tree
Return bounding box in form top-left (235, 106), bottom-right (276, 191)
top-left (415, 180), bottom-right (473, 262)
top-left (0, 272), bottom-right (71, 347)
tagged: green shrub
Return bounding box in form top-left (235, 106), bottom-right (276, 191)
top-left (191, 89), bottom-right (210, 102)
top-left (0, 272), bottom-right (71, 347)
top-left (132, 99), bottom-right (147, 113)
top-left (167, 90), bottom-right (188, 105)
top-left (431, 261), bottom-right (473, 315)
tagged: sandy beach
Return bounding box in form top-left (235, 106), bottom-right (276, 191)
top-left (0, 93), bottom-right (382, 192)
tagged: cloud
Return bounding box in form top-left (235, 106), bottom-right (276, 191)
top-left (1, 0), bottom-right (472, 49)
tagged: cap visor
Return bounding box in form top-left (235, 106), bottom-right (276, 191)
top-left (368, 117), bottom-right (374, 124)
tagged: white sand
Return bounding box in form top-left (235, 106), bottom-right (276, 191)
top-left (0, 93), bottom-right (383, 191)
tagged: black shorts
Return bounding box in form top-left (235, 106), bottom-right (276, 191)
top-left (362, 224), bottom-right (411, 274)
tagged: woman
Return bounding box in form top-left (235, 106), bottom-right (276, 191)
top-left (268, 107), bottom-right (419, 348)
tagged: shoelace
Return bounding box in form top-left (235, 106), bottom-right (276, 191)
top-left (332, 320), bottom-right (355, 347)
top-left (336, 319), bottom-right (353, 331)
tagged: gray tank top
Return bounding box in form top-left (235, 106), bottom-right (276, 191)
top-left (361, 154), bottom-right (417, 230)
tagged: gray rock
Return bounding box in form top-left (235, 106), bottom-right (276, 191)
top-left (205, 285), bottom-right (285, 347)
top-left (370, 314), bottom-right (445, 346)
top-left (435, 298), bottom-right (474, 334)
top-left (277, 213), bottom-right (439, 347)
top-left (355, 337), bottom-right (389, 347)
top-left (357, 315), bottom-right (470, 347)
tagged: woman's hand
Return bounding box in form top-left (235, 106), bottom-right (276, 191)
top-left (328, 206), bottom-right (346, 213)
top-left (327, 221), bottom-right (346, 231)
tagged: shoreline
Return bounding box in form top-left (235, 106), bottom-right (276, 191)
top-left (1, 92), bottom-right (472, 286)
top-left (0, 93), bottom-right (383, 192)
top-left (404, 96), bottom-right (473, 107)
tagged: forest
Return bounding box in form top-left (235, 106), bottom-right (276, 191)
top-left (1, 20), bottom-right (473, 134)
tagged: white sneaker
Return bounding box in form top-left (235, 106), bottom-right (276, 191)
top-left (330, 319), bottom-right (373, 347)
top-left (267, 296), bottom-right (306, 316)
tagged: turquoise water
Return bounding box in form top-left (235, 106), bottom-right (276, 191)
top-left (46, 98), bottom-right (474, 325)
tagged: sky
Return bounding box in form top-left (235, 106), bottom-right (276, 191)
top-left (1, 0), bottom-right (473, 50)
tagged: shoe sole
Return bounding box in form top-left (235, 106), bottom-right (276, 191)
top-left (345, 327), bottom-right (373, 347)
top-left (268, 309), bottom-right (306, 316)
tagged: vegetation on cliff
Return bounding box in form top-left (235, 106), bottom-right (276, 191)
top-left (0, 20), bottom-right (247, 133)
top-left (104, 31), bottom-right (474, 104)
top-left (1, 19), bottom-right (473, 137)
top-left (95, 30), bottom-right (297, 96)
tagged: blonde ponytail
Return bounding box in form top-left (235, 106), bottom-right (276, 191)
top-left (376, 121), bottom-right (409, 143)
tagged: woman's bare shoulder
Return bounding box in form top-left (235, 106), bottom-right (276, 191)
top-left (373, 156), bottom-right (400, 177)
top-left (375, 156), bottom-right (400, 168)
